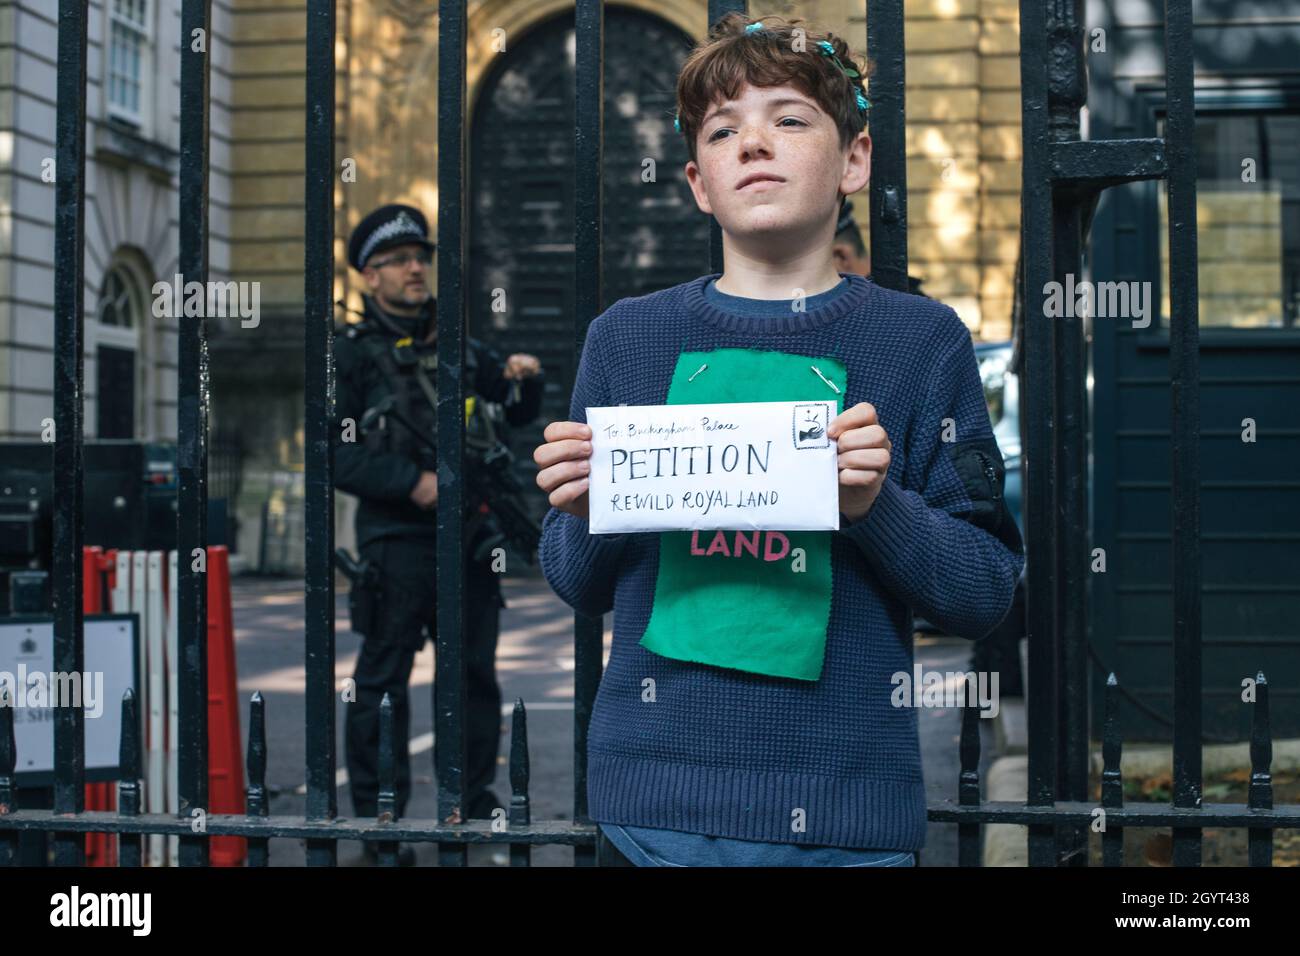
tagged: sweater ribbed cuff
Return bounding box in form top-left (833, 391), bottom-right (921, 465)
top-left (548, 509), bottom-right (631, 571)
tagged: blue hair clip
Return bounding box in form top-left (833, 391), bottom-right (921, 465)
top-left (816, 40), bottom-right (869, 116)
top-left (673, 111), bottom-right (681, 133)
top-left (745, 21), bottom-right (765, 33)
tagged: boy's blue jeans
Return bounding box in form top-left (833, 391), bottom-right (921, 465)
top-left (600, 823), bottom-right (917, 867)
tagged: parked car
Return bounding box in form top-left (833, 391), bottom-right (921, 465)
top-left (975, 340), bottom-right (1021, 532)
top-left (913, 342), bottom-right (1027, 692)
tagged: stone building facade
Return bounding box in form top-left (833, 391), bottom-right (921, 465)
top-left (0, 0), bottom-right (1024, 571)
top-left (0, 0), bottom-right (233, 444)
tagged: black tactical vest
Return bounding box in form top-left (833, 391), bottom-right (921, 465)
top-left (356, 332), bottom-right (440, 472)
top-left (353, 319), bottom-right (484, 474)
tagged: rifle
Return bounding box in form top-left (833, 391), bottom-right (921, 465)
top-left (358, 394), bottom-right (542, 564)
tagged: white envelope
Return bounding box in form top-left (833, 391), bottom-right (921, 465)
top-left (586, 401), bottom-right (840, 533)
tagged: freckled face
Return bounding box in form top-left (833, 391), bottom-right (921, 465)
top-left (685, 83), bottom-right (857, 246)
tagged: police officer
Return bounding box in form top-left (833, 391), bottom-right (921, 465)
top-left (831, 197), bottom-right (929, 297)
top-left (333, 204), bottom-right (543, 858)
top-left (830, 196), bottom-right (872, 278)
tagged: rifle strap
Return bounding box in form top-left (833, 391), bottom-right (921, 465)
top-left (413, 362), bottom-right (439, 412)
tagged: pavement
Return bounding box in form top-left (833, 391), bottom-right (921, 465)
top-left (228, 568), bottom-right (999, 866)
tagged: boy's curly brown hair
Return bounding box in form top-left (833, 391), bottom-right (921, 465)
top-left (675, 13), bottom-right (872, 166)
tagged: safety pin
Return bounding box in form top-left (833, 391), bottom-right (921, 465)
top-left (810, 365), bottom-right (841, 394)
top-left (688, 363), bottom-right (708, 382)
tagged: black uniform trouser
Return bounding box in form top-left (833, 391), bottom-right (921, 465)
top-left (345, 535), bottom-right (504, 820)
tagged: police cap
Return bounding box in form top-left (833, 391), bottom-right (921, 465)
top-left (348, 203), bottom-right (436, 272)
top-left (835, 196), bottom-right (859, 235)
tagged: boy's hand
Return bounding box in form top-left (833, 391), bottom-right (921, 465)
top-left (534, 421), bottom-right (593, 520)
top-left (827, 402), bottom-right (891, 524)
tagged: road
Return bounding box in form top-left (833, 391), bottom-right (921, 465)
top-left (228, 569), bottom-right (1000, 866)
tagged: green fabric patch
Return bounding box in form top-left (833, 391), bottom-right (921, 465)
top-left (637, 348), bottom-right (846, 681)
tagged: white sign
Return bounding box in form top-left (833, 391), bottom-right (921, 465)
top-left (586, 400), bottom-right (840, 533)
top-left (0, 615), bottom-right (139, 780)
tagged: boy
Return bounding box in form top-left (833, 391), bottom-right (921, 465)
top-left (532, 14), bottom-right (1024, 866)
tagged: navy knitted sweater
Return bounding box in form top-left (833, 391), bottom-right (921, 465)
top-left (539, 271), bottom-right (1025, 851)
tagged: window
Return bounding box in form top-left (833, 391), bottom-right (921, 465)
top-left (96, 261), bottom-right (149, 439)
top-left (98, 267), bottom-right (136, 328)
top-left (107, 0), bottom-right (151, 128)
top-left (1156, 111), bottom-right (1300, 328)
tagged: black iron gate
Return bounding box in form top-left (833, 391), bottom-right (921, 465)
top-left (3, 0), bottom-right (1297, 867)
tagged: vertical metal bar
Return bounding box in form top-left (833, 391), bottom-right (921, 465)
top-left (0, 686), bottom-right (16, 865)
top-left (957, 678), bottom-right (981, 867)
top-left (245, 692), bottom-right (269, 867)
top-left (1100, 674), bottom-right (1124, 867)
top-left (866, 0), bottom-right (908, 292)
top-left (706, 1), bottom-right (746, 275)
top-left (376, 693), bottom-right (398, 865)
top-left (573, 0), bottom-right (603, 868)
top-left (117, 689), bottom-right (142, 867)
top-left (1017, 0), bottom-right (1060, 867)
top-left (436, 0), bottom-right (469, 868)
top-left (1047, 0), bottom-right (1090, 869)
top-left (378, 692), bottom-right (396, 823)
top-left (52, 0), bottom-right (89, 867)
top-left (304, 0), bottom-right (338, 867)
top-left (177, 0), bottom-right (212, 868)
top-left (1053, 193), bottom-right (1088, 866)
top-left (509, 699), bottom-right (531, 867)
top-left (1247, 672), bottom-right (1272, 867)
top-left (1163, 0), bottom-right (1202, 869)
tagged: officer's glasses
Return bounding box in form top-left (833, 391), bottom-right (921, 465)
top-left (370, 250), bottom-right (433, 269)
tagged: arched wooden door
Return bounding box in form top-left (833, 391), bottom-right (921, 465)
top-left (469, 8), bottom-right (708, 472)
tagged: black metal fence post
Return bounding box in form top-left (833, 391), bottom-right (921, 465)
top-left (1101, 674), bottom-right (1124, 866)
top-left (245, 692), bottom-right (269, 866)
top-left (1162, 0), bottom-right (1204, 869)
top-left (52, 0), bottom-right (90, 867)
top-left (1046, 0), bottom-right (1090, 868)
top-left (866, 0), bottom-right (908, 293)
top-left (436, 0), bottom-right (470, 867)
top-left (177, 0), bottom-right (212, 868)
top-left (1018, 0), bottom-right (1064, 868)
top-left (1248, 673), bottom-right (1273, 867)
top-left (0, 688), bottom-right (17, 865)
top-left (573, 0), bottom-right (604, 867)
top-left (117, 690), bottom-right (142, 866)
top-left (305, 0), bottom-right (339, 867)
